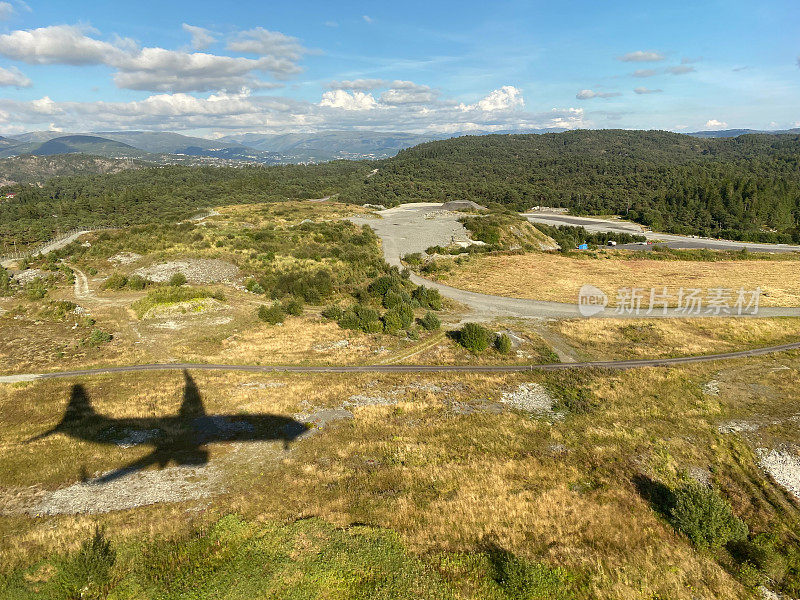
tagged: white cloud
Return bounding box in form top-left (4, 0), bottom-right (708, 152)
top-left (324, 21), bottom-right (338, 27)
top-left (0, 1), bottom-right (13, 20)
top-left (0, 24), bottom-right (307, 92)
top-left (362, 15), bottom-right (373, 23)
top-left (380, 87), bottom-right (438, 105)
top-left (704, 119), bottom-right (728, 129)
top-left (0, 24), bottom-right (126, 65)
top-left (618, 50), bottom-right (665, 62)
top-left (632, 69), bottom-right (657, 78)
top-left (328, 78), bottom-right (388, 90)
top-left (318, 90), bottom-right (378, 110)
top-left (0, 65), bottom-right (31, 87)
top-left (633, 87), bottom-right (662, 94)
top-left (30, 96), bottom-right (61, 114)
top-left (226, 27), bottom-right (306, 68)
top-left (576, 89), bottom-right (621, 100)
top-left (666, 65), bottom-right (695, 75)
top-left (113, 48), bottom-right (289, 92)
top-left (182, 24), bottom-right (216, 51)
top-left (459, 85), bottom-right (524, 111)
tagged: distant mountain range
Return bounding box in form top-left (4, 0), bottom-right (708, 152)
top-left (687, 128), bottom-right (800, 138)
top-left (0, 128), bottom-right (797, 167)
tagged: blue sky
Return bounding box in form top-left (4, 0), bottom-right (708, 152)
top-left (0, 0), bottom-right (797, 136)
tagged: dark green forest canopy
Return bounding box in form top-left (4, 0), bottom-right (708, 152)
top-left (2, 129), bottom-right (800, 249)
top-left (0, 161), bottom-right (373, 249)
top-left (340, 130), bottom-right (800, 243)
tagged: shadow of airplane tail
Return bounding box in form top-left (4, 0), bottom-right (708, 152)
top-left (26, 383), bottom-right (95, 442)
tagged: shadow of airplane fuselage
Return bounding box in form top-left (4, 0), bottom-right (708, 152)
top-left (30, 370), bottom-right (309, 482)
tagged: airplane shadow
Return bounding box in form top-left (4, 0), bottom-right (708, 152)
top-left (30, 370), bottom-right (310, 483)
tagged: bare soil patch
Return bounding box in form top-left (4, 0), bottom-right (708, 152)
top-left (134, 258), bottom-right (240, 285)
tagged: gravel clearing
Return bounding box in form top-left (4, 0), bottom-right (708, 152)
top-left (758, 448), bottom-right (800, 499)
top-left (108, 252), bottom-right (142, 265)
top-left (29, 463), bottom-right (226, 515)
top-left (500, 383), bottom-right (557, 415)
top-left (134, 259), bottom-right (240, 284)
top-left (13, 269), bottom-right (44, 285)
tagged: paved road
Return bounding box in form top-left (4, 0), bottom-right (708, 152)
top-left (1, 341), bottom-right (799, 383)
top-left (355, 203), bottom-right (800, 320)
top-left (524, 213), bottom-right (800, 253)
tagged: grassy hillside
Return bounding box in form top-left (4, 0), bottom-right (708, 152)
top-left (340, 130), bottom-right (800, 243)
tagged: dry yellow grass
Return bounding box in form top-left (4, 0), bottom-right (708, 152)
top-left (2, 355), bottom-right (800, 598)
top-left (553, 317), bottom-right (800, 360)
top-left (440, 252), bottom-right (800, 306)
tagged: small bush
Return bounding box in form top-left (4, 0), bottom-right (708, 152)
top-left (669, 483), bottom-right (748, 549)
top-left (169, 272), bottom-right (187, 287)
top-left (245, 278), bottom-right (265, 294)
top-left (486, 543), bottom-right (575, 600)
top-left (86, 329), bottom-right (113, 346)
top-left (458, 322), bottom-right (491, 353)
top-left (283, 297), bottom-right (304, 316)
top-left (494, 333), bottom-right (512, 354)
top-left (402, 252), bottom-right (423, 265)
top-left (25, 278), bottom-right (47, 300)
top-left (419, 312), bottom-right (441, 331)
top-left (102, 272), bottom-right (128, 290)
top-left (382, 309), bottom-right (405, 333)
top-left (338, 304), bottom-right (381, 332)
top-left (0, 266), bottom-right (12, 295)
top-left (258, 303), bottom-right (285, 325)
top-left (368, 274), bottom-right (404, 298)
top-left (126, 274), bottom-right (150, 290)
top-left (413, 285), bottom-right (442, 310)
top-left (52, 527), bottom-right (116, 600)
top-left (321, 305), bottom-right (343, 321)
top-left (383, 289), bottom-right (413, 309)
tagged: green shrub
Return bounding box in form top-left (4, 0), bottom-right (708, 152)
top-left (338, 304), bottom-right (381, 332)
top-left (258, 303), bottom-right (286, 325)
top-left (382, 309), bottom-right (405, 333)
top-left (245, 278), bottom-right (265, 294)
top-left (486, 544), bottom-right (575, 600)
top-left (25, 278), bottom-right (47, 300)
top-left (458, 322), bottom-right (491, 353)
top-left (169, 272), bottom-right (187, 287)
top-left (321, 305), bottom-right (343, 321)
top-left (87, 267), bottom-right (98, 276)
top-left (402, 252), bottom-right (423, 265)
top-left (127, 274), bottom-right (150, 290)
top-left (102, 272), bottom-right (128, 290)
top-left (368, 274), bottom-right (404, 298)
top-left (412, 285), bottom-right (442, 310)
top-left (283, 297), bottom-right (304, 316)
top-left (494, 333), bottom-right (512, 354)
top-left (383, 289), bottom-right (413, 309)
top-left (0, 266), bottom-right (13, 295)
top-left (87, 329), bottom-right (113, 346)
top-left (52, 527), bottom-right (116, 600)
top-left (419, 312), bottom-right (441, 331)
top-left (669, 483), bottom-right (748, 549)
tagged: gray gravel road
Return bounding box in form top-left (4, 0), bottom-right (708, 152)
top-left (524, 213), bottom-right (800, 253)
top-left (354, 203), bottom-right (800, 320)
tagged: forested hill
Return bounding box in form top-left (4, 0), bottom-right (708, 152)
top-left (0, 162), bottom-right (369, 248)
top-left (340, 130), bottom-right (800, 243)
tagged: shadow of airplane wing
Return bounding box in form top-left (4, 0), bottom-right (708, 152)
top-left (93, 445), bottom-right (210, 484)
